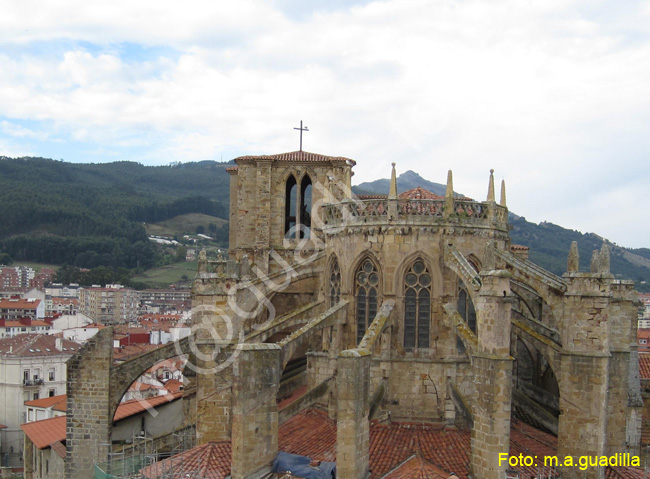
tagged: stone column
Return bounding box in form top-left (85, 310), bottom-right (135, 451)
top-left (557, 274), bottom-right (612, 479)
top-left (336, 348), bottom-right (371, 479)
top-left (195, 344), bottom-right (234, 444)
top-left (254, 160), bottom-right (272, 274)
top-left (606, 280), bottom-right (642, 454)
top-left (191, 288), bottom-right (243, 444)
top-left (231, 343), bottom-right (282, 479)
top-left (23, 434), bottom-right (33, 479)
top-left (470, 270), bottom-right (513, 479)
top-left (65, 327), bottom-right (113, 479)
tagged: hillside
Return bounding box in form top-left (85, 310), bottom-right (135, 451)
top-left (353, 170), bottom-right (460, 197)
top-left (0, 156), bottom-right (232, 270)
top-left (352, 173), bottom-right (650, 291)
top-left (1, 156), bottom-right (647, 292)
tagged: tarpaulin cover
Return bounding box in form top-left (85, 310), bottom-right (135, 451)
top-left (272, 451), bottom-right (336, 479)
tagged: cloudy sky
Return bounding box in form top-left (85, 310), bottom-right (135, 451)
top-left (1, 0), bottom-right (649, 247)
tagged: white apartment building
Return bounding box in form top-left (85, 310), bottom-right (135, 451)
top-left (0, 335), bottom-right (80, 467)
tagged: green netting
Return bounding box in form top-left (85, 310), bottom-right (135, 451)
top-left (94, 455), bottom-right (153, 479)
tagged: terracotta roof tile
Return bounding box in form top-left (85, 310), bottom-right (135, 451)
top-left (398, 187), bottom-right (444, 200)
top-left (163, 379), bottom-right (184, 393)
top-left (639, 354), bottom-right (650, 380)
top-left (225, 166), bottom-right (238, 173)
top-left (382, 455), bottom-right (452, 479)
top-left (140, 441), bottom-right (232, 479)
top-left (235, 150), bottom-right (356, 165)
top-left (113, 392), bottom-right (183, 421)
top-left (25, 394), bottom-right (66, 409)
top-left (21, 416), bottom-right (66, 449)
top-left (50, 440), bottom-right (66, 459)
top-left (0, 298), bottom-right (41, 309)
top-left (510, 244), bottom-right (530, 251)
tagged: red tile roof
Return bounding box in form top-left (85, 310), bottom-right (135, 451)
top-left (50, 440), bottom-right (66, 459)
top-left (510, 244), bottom-right (530, 251)
top-left (235, 150), bottom-right (356, 166)
top-left (399, 187), bottom-right (444, 201)
top-left (23, 393), bottom-right (184, 450)
top-left (137, 409), bottom-right (645, 479)
top-left (0, 334), bottom-right (80, 357)
top-left (113, 392), bottom-right (183, 421)
top-left (21, 416), bottom-right (66, 449)
top-left (163, 379), bottom-right (184, 393)
top-left (140, 441), bottom-right (232, 479)
top-left (113, 343), bottom-right (159, 361)
top-left (25, 394), bottom-right (66, 410)
top-left (639, 354), bottom-right (650, 380)
top-left (0, 298), bottom-right (41, 309)
top-left (225, 166), bottom-right (238, 173)
top-left (382, 455), bottom-right (451, 479)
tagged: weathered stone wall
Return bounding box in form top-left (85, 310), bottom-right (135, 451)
top-left (231, 344), bottom-right (282, 479)
top-left (336, 349), bottom-right (370, 479)
top-left (65, 327), bottom-right (113, 479)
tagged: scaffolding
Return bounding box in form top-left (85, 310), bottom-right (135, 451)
top-left (94, 427), bottom-right (200, 479)
top-left (94, 432), bottom-right (156, 479)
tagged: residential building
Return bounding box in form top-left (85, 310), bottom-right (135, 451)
top-left (24, 395), bottom-right (67, 423)
top-left (22, 392), bottom-right (184, 479)
top-left (0, 318), bottom-right (52, 339)
top-left (0, 297), bottom-right (44, 321)
top-left (43, 284), bottom-right (80, 299)
top-left (0, 335), bottom-right (80, 467)
top-left (79, 284), bottom-right (139, 325)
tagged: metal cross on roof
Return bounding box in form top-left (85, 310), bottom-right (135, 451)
top-left (293, 120), bottom-right (309, 152)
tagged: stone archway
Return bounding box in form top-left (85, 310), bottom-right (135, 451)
top-left (65, 327), bottom-right (192, 479)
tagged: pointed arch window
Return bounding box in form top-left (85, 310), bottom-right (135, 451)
top-left (457, 280), bottom-right (476, 334)
top-left (300, 175), bottom-right (312, 239)
top-left (285, 175), bottom-right (298, 237)
top-left (329, 257), bottom-right (341, 307)
top-left (403, 259), bottom-right (431, 350)
top-left (285, 174), bottom-right (313, 239)
top-left (355, 258), bottom-right (379, 344)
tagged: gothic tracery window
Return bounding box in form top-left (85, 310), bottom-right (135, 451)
top-left (355, 258), bottom-right (379, 344)
top-left (329, 257), bottom-right (341, 307)
top-left (403, 259), bottom-right (431, 350)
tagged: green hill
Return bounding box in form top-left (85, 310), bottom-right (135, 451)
top-left (0, 156), bottom-right (232, 270)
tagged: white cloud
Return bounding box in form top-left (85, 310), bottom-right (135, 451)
top-left (0, 0), bottom-right (649, 246)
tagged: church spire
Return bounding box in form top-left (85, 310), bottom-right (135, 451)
top-left (487, 169), bottom-right (495, 202)
top-left (445, 170), bottom-right (453, 198)
top-left (389, 162), bottom-right (398, 199)
top-left (499, 179), bottom-right (507, 207)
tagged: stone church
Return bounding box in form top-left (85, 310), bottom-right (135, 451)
top-left (64, 149), bottom-right (642, 479)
